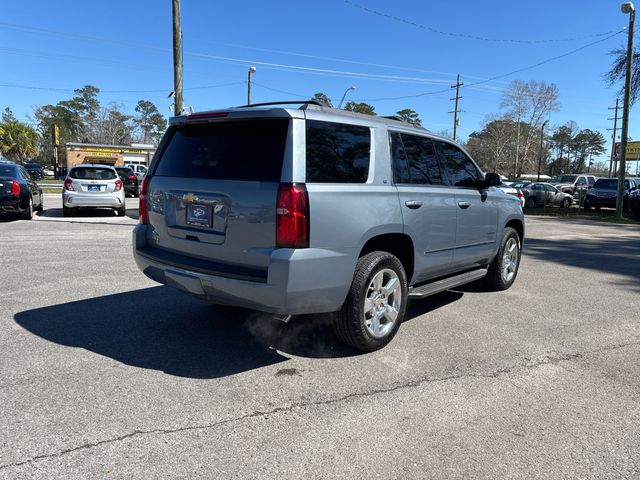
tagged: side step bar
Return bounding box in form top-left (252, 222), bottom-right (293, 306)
top-left (408, 268), bottom-right (487, 299)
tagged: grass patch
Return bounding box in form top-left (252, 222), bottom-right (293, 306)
top-left (525, 206), bottom-right (640, 225)
top-left (41, 187), bottom-right (62, 194)
top-left (38, 179), bottom-right (63, 184)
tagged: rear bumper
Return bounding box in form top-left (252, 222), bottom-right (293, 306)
top-left (0, 197), bottom-right (21, 213)
top-left (132, 224), bottom-right (354, 315)
top-left (63, 191), bottom-right (125, 208)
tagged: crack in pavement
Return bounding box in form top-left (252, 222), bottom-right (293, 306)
top-left (2, 339), bottom-right (639, 472)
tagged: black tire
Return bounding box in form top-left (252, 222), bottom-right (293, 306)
top-left (561, 197), bottom-right (571, 209)
top-left (484, 227), bottom-right (521, 291)
top-left (62, 206), bottom-right (73, 217)
top-left (332, 251), bottom-right (408, 352)
top-left (116, 205), bottom-right (127, 217)
top-left (584, 204), bottom-right (591, 211)
top-left (21, 196), bottom-right (33, 220)
top-left (527, 197), bottom-right (537, 208)
top-left (35, 194), bottom-right (43, 212)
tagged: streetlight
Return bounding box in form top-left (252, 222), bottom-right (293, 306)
top-left (537, 120), bottom-right (549, 182)
top-left (338, 86), bottom-right (356, 109)
top-left (247, 66), bottom-right (257, 105)
top-left (617, 2), bottom-right (635, 217)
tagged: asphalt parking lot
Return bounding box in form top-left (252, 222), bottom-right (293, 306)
top-left (1, 193), bottom-right (639, 479)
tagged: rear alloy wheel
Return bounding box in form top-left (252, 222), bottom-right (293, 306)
top-left (35, 195), bottom-right (43, 212)
top-left (561, 197), bottom-right (571, 209)
top-left (333, 251), bottom-right (408, 352)
top-left (484, 227), bottom-right (521, 291)
top-left (527, 197), bottom-right (537, 208)
top-left (21, 197), bottom-right (33, 220)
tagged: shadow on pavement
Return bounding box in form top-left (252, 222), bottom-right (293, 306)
top-left (525, 235), bottom-right (640, 291)
top-left (14, 286), bottom-right (464, 379)
top-left (33, 206), bottom-right (139, 225)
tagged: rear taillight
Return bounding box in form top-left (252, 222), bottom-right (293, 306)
top-left (129, 175), bottom-right (137, 180)
top-left (63, 178), bottom-right (74, 191)
top-left (114, 179), bottom-right (123, 192)
top-left (517, 191), bottom-right (524, 199)
top-left (10, 180), bottom-right (20, 197)
top-left (276, 183), bottom-right (309, 248)
top-left (139, 176), bottom-right (151, 224)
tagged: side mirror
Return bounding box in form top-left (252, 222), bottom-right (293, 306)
top-left (483, 172), bottom-right (501, 188)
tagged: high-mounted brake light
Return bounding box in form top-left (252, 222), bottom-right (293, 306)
top-left (128, 175), bottom-right (137, 181)
top-left (63, 178), bottom-right (74, 191)
top-left (276, 183), bottom-right (309, 248)
top-left (114, 179), bottom-right (123, 192)
top-left (186, 111), bottom-right (229, 120)
top-left (10, 180), bottom-right (20, 197)
top-left (139, 176), bottom-right (151, 224)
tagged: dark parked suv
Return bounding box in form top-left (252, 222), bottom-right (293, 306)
top-left (584, 177), bottom-right (638, 211)
top-left (133, 101), bottom-right (524, 351)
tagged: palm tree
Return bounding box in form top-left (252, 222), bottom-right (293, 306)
top-left (0, 120), bottom-right (40, 162)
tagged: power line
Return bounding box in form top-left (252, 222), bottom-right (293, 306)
top-left (350, 28), bottom-right (627, 101)
top-left (344, 0), bottom-right (622, 44)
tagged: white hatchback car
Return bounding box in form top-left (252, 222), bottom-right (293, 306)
top-left (62, 164), bottom-right (126, 217)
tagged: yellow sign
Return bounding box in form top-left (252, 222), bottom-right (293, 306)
top-left (75, 147), bottom-right (150, 155)
top-left (83, 151), bottom-right (118, 157)
top-left (624, 141), bottom-right (640, 159)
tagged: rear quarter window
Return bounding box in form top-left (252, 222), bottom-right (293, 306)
top-left (154, 120), bottom-right (289, 182)
top-left (305, 120), bottom-right (371, 183)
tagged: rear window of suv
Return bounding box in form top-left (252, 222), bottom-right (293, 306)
top-left (70, 168), bottom-right (117, 180)
top-left (154, 120), bottom-right (289, 182)
top-left (306, 120), bottom-right (371, 183)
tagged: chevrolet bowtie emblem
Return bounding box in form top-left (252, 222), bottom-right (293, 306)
top-left (183, 193), bottom-right (198, 202)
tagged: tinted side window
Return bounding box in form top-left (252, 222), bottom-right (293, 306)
top-left (391, 132), bottom-right (443, 185)
top-left (306, 120), bottom-right (370, 183)
top-left (434, 141), bottom-right (481, 187)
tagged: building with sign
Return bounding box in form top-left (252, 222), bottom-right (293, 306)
top-left (64, 143), bottom-right (156, 173)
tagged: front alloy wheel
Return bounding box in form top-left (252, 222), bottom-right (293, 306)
top-left (485, 227), bottom-right (521, 291)
top-left (500, 237), bottom-right (519, 285)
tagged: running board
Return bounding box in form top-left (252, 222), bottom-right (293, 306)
top-left (408, 269), bottom-right (488, 299)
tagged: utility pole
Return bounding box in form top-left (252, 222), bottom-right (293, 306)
top-left (172, 0), bottom-right (184, 115)
top-left (617, 2), bottom-right (635, 218)
top-left (247, 66), bottom-right (256, 105)
top-left (449, 74), bottom-right (463, 142)
top-left (607, 98), bottom-right (620, 177)
top-left (537, 120), bottom-right (549, 181)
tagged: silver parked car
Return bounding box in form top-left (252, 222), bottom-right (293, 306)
top-left (497, 183), bottom-right (525, 207)
top-left (133, 100), bottom-right (524, 351)
top-left (62, 164), bottom-right (126, 217)
top-left (522, 182), bottom-right (573, 208)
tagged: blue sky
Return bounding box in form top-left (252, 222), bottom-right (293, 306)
top-left (0, 1), bottom-right (637, 166)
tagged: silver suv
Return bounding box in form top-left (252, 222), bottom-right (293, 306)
top-left (133, 101), bottom-right (524, 351)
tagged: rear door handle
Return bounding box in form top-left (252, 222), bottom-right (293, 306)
top-left (404, 200), bottom-right (423, 209)
top-left (458, 201), bottom-right (471, 209)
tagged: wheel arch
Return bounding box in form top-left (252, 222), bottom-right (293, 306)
top-left (358, 233), bottom-right (415, 284)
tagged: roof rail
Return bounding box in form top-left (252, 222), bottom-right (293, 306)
top-left (236, 100), bottom-right (323, 108)
top-left (382, 115), bottom-right (403, 122)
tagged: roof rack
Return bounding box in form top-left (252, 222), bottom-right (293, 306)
top-left (236, 100), bottom-right (323, 108)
